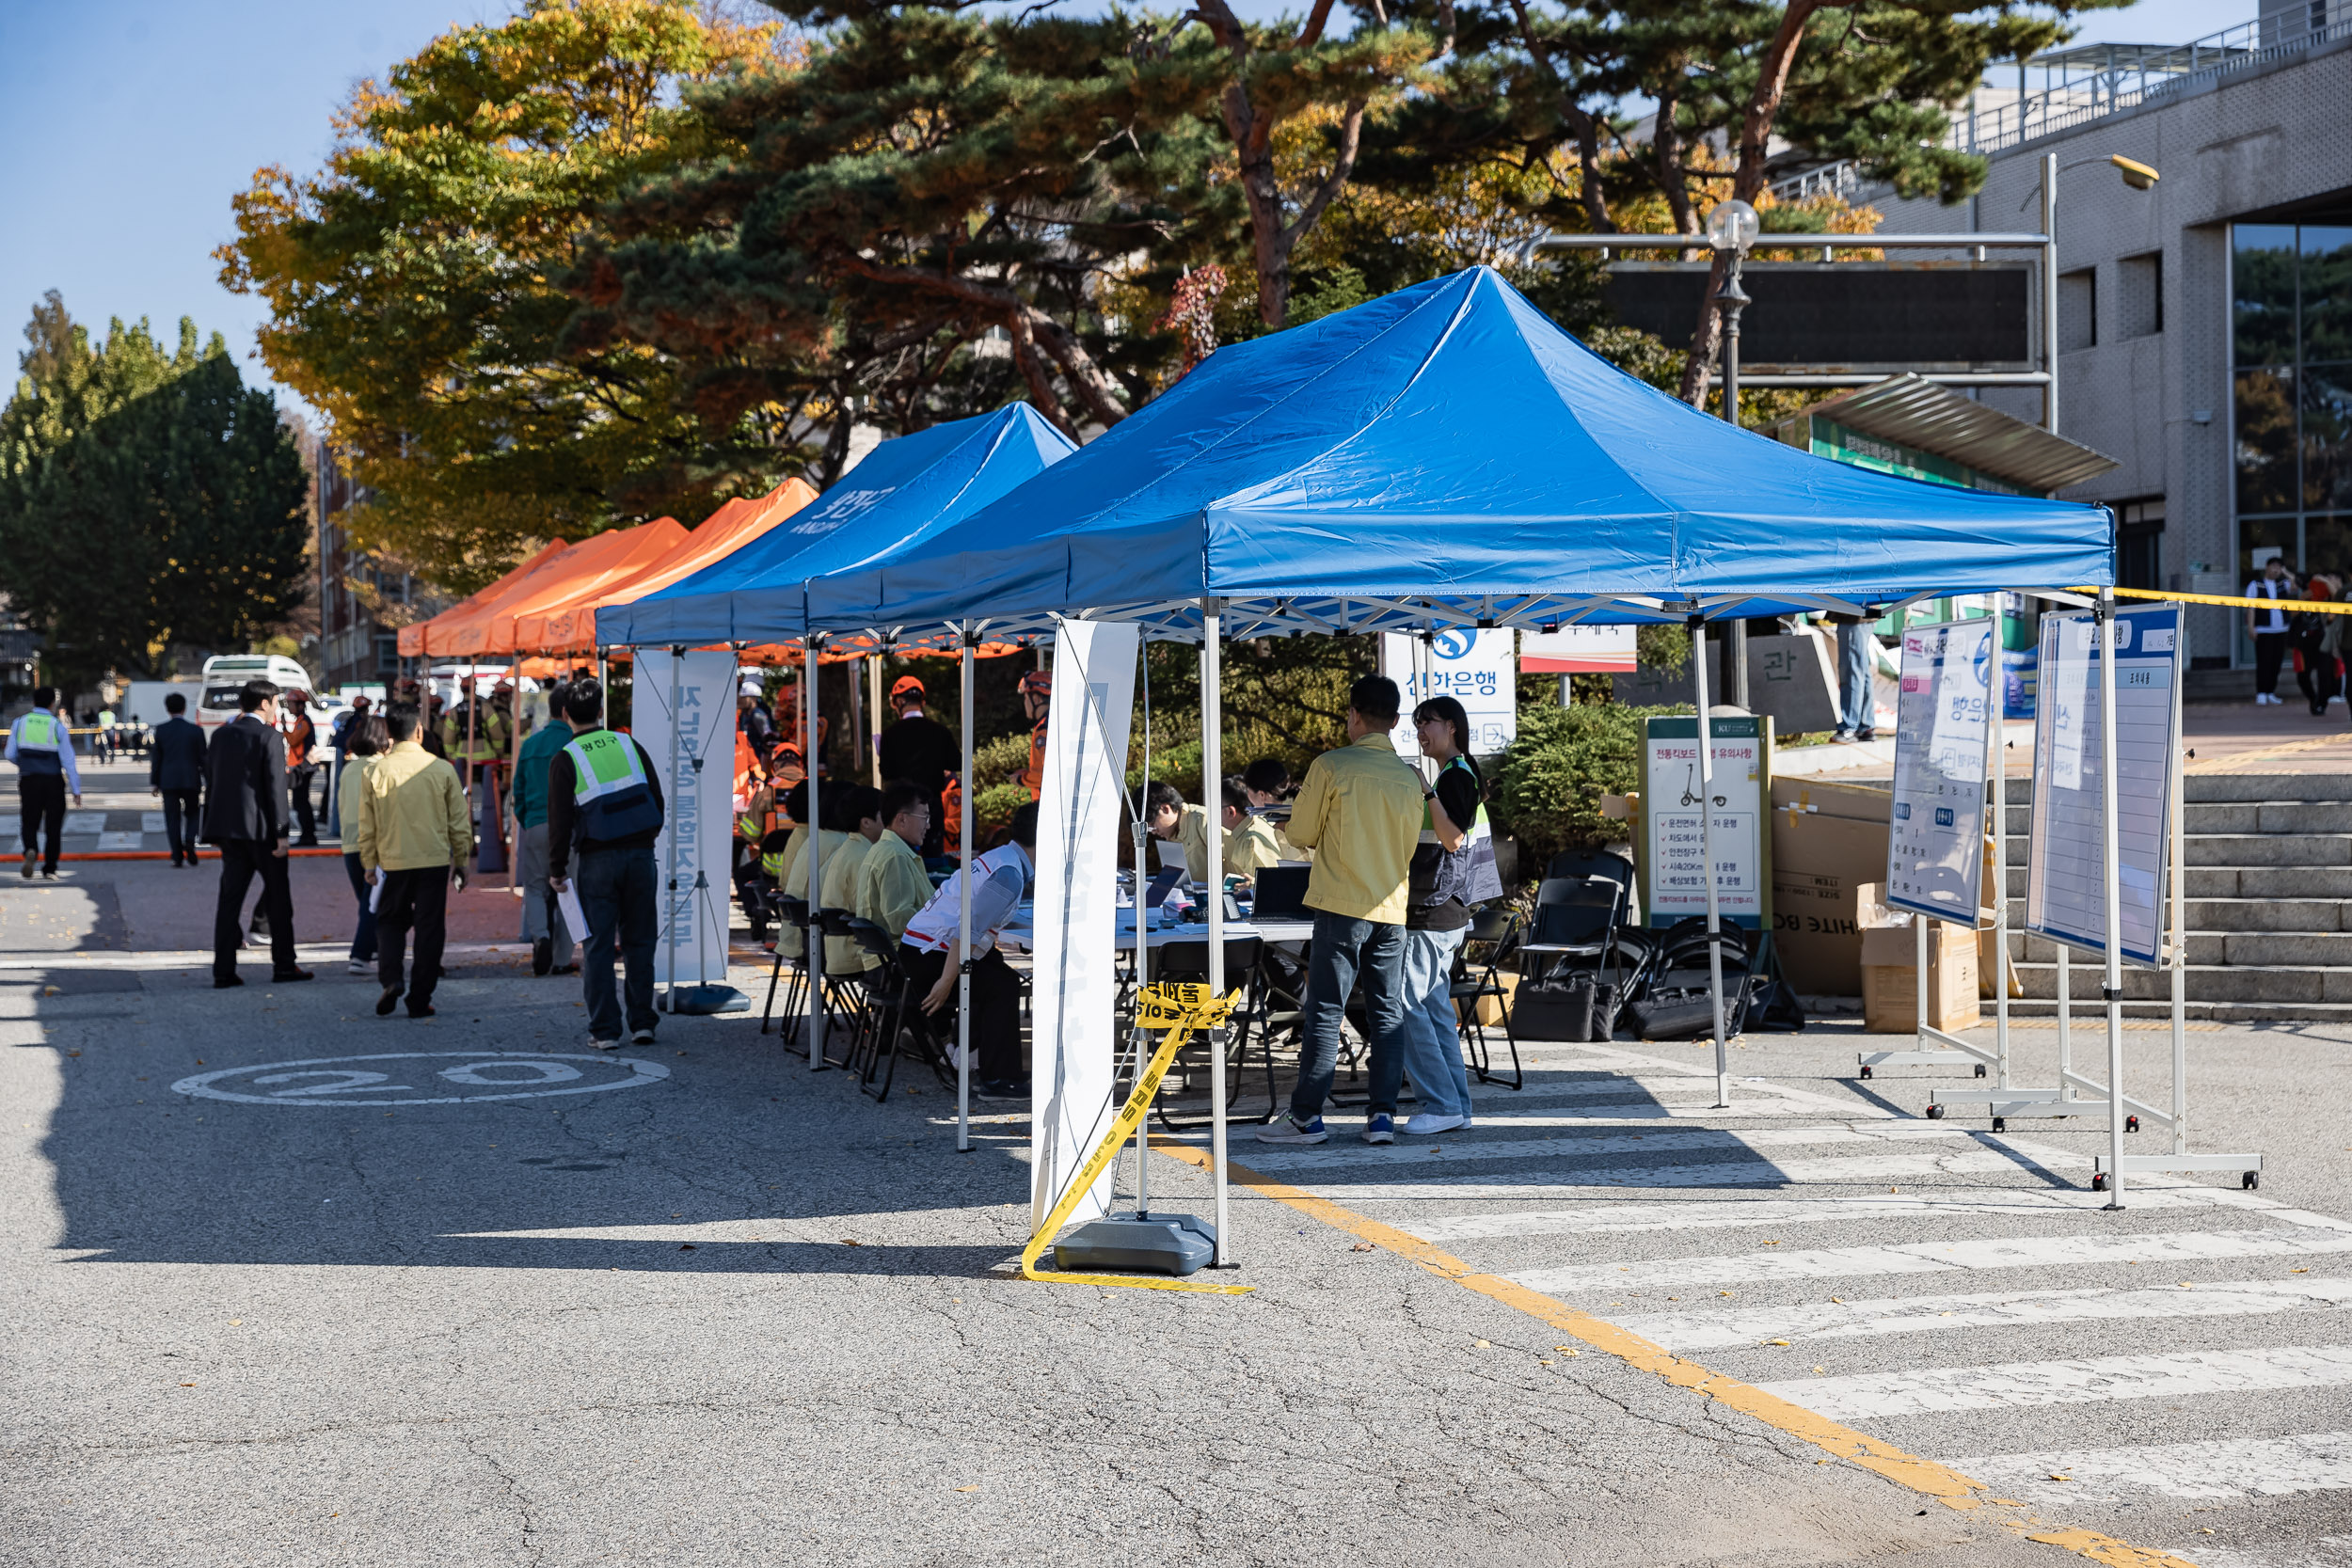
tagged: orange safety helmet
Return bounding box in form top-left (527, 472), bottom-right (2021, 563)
top-left (890, 674), bottom-right (927, 705)
top-left (1017, 670), bottom-right (1051, 697)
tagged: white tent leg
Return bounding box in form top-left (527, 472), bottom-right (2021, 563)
top-left (867, 656), bottom-right (883, 788)
top-left (805, 641), bottom-right (824, 1068)
top-left (2171, 616), bottom-right (2189, 1155)
top-left (666, 646), bottom-right (684, 1013)
top-left (1689, 617), bottom-right (1730, 1108)
top-left (2097, 589), bottom-right (2126, 1209)
top-left (957, 631), bottom-right (976, 1152)
top-left (1990, 662), bottom-right (2010, 1089)
top-left (1201, 597), bottom-right (1230, 1265)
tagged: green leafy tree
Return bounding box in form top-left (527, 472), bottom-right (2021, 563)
top-left (218, 0), bottom-right (780, 592)
top-left (576, 3), bottom-right (1236, 440)
top-left (0, 297), bottom-right (310, 687)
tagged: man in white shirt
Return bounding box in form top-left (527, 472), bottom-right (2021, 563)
top-left (898, 801), bottom-right (1037, 1100)
top-left (2248, 555), bottom-right (2294, 705)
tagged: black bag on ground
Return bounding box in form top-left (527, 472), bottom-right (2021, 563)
top-left (1625, 986), bottom-right (1726, 1040)
top-left (1514, 975), bottom-right (1595, 1041)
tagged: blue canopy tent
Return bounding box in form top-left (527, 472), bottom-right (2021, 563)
top-left (596, 401), bottom-right (1075, 649)
top-left (763, 268), bottom-right (2122, 1266)
top-left (799, 266), bottom-right (2110, 642)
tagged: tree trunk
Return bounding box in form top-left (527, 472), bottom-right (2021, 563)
top-left (1674, 0), bottom-right (1830, 406)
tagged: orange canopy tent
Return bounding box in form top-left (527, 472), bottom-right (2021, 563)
top-left (439, 518), bottom-right (690, 658)
top-left (395, 541), bottom-right (569, 659)
top-left (513, 479), bottom-right (818, 655)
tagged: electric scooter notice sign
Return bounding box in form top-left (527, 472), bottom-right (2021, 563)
top-left (1886, 619), bottom-right (1994, 924)
top-left (1642, 715), bottom-right (1769, 928)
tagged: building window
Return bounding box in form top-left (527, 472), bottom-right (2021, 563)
top-left (375, 635), bottom-right (401, 676)
top-left (2233, 219), bottom-right (2352, 661)
top-left (2115, 499), bottom-right (2165, 591)
top-left (2059, 267), bottom-right (2097, 352)
top-left (2118, 251), bottom-right (2162, 338)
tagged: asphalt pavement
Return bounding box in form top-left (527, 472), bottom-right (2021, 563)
top-left (4, 764), bottom-right (2350, 1566)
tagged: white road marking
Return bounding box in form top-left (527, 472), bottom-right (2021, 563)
top-left (1239, 1122), bottom-right (1975, 1173)
top-left (1953, 1432), bottom-right (2352, 1504)
top-left (95, 832), bottom-right (143, 851)
top-left (173, 1051), bottom-right (670, 1106)
top-left (1619, 1276), bottom-right (2352, 1351)
top-left (140, 812), bottom-right (166, 832)
top-left (1512, 1227), bottom-right (2352, 1296)
top-left (1405, 1186), bottom-right (2270, 1243)
top-left (1308, 1147), bottom-right (2086, 1199)
top-left (1759, 1344), bottom-right (2352, 1420)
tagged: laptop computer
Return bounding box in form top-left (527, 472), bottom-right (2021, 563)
top-left (1142, 864), bottom-right (1185, 908)
top-left (1250, 864), bottom-right (1311, 920)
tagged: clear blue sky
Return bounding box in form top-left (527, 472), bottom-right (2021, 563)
top-left (0, 0), bottom-right (2249, 416)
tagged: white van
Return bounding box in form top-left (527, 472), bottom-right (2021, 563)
top-left (197, 654), bottom-right (316, 730)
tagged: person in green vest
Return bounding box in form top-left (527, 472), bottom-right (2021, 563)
top-left (511, 682), bottom-right (576, 977)
top-left (7, 688), bottom-right (83, 879)
top-left (545, 678), bottom-right (665, 1049)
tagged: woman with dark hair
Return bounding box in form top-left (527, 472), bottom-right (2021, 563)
top-left (338, 714), bottom-right (392, 974)
top-left (1397, 693), bottom-right (1502, 1134)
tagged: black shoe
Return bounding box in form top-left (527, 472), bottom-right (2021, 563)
top-left (272, 967), bottom-right (314, 983)
top-left (1854, 726), bottom-right (1876, 742)
top-left (407, 1004), bottom-right (437, 1019)
top-left (974, 1078), bottom-right (1031, 1102)
top-left (532, 938), bottom-right (552, 976)
top-left (375, 986), bottom-right (402, 1016)
top-left (214, 974), bottom-right (244, 990)
top-left (549, 962), bottom-right (580, 976)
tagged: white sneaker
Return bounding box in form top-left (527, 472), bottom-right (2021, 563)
top-left (1403, 1112), bottom-right (1467, 1135)
top-left (347, 959), bottom-right (372, 974)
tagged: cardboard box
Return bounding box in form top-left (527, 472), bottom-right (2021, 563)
top-left (1769, 777), bottom-right (1891, 997)
top-left (1859, 916), bottom-right (1981, 1033)
top-left (1473, 969), bottom-right (1519, 1027)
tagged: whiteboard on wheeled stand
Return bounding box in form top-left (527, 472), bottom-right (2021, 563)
top-left (1886, 620), bottom-right (1994, 925)
top-left (2023, 604), bottom-right (2181, 967)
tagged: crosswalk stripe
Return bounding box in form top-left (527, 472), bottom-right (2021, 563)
top-left (1758, 1344), bottom-right (2352, 1420)
top-left (1238, 1122), bottom-right (1974, 1173)
top-left (1509, 1227), bottom-right (2352, 1296)
top-left (1618, 1275), bottom-right (2352, 1351)
top-left (1951, 1431), bottom-right (2352, 1503)
top-left (1405, 1186), bottom-right (2274, 1243)
top-left (1309, 1146), bottom-right (2084, 1199)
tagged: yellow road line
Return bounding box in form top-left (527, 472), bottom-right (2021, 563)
top-left (2185, 731), bottom-right (2352, 774)
top-left (1154, 1141), bottom-right (2202, 1568)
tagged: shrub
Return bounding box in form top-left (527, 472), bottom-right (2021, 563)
top-left (1488, 703), bottom-right (1686, 871)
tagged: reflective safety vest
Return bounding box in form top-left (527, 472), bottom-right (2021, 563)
top-left (941, 773), bottom-right (963, 846)
top-left (1415, 756), bottom-right (1502, 910)
top-left (1020, 716), bottom-right (1047, 800)
top-left (562, 728), bottom-right (661, 843)
top-left (16, 711), bottom-right (62, 751)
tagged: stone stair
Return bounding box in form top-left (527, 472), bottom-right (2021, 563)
top-left (1999, 772), bottom-right (2352, 1020)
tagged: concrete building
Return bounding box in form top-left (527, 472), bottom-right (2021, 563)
top-left (312, 444), bottom-right (425, 692)
top-left (1848, 0), bottom-right (2351, 682)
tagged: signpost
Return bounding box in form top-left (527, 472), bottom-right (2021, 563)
top-left (1381, 628), bottom-right (1517, 759)
top-left (1640, 715), bottom-right (1770, 928)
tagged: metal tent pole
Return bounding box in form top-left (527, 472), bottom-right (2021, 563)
top-left (867, 656), bottom-right (883, 788)
top-left (804, 640), bottom-right (824, 1068)
top-left (2042, 152), bottom-right (2060, 435)
top-left (1201, 598), bottom-right (1230, 1265)
top-left (2097, 589), bottom-right (2126, 1208)
top-left (1688, 615), bottom-right (1731, 1108)
top-left (2171, 616), bottom-right (2189, 1156)
top-left (1129, 634), bottom-right (1153, 1206)
top-left (503, 657), bottom-right (522, 890)
top-left (957, 629), bottom-right (976, 1151)
top-left (1990, 648), bottom-right (2011, 1088)
top-left (665, 646), bottom-right (685, 1012)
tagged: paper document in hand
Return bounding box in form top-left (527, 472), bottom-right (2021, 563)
top-left (368, 877), bottom-right (384, 913)
top-left (557, 884), bottom-right (591, 945)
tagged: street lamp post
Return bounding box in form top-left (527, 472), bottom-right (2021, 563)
top-left (1706, 198), bottom-right (1759, 708)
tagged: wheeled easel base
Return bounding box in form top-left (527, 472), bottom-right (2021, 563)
top-left (669, 984), bottom-right (751, 1015)
top-left (2091, 1152), bottom-right (2265, 1192)
top-left (1055, 1212), bottom-right (1217, 1275)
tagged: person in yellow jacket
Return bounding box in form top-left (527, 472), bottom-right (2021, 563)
top-left (1218, 779), bottom-right (1283, 881)
top-left (356, 705), bottom-right (472, 1020)
top-left (817, 785), bottom-right (884, 975)
top-left (783, 789), bottom-right (853, 965)
top-left (764, 782), bottom-right (809, 956)
top-left (855, 782), bottom-right (934, 970)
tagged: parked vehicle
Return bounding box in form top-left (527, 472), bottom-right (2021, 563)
top-left (197, 654), bottom-right (316, 730)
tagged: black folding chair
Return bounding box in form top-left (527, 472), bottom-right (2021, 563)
top-left (1149, 936), bottom-right (1278, 1131)
top-left (814, 908), bottom-right (871, 1069)
top-left (1545, 848), bottom-right (1635, 895)
top-left (846, 919), bottom-right (949, 1102)
top-left (1520, 877), bottom-right (1626, 986)
top-left (1453, 903), bottom-right (1524, 1089)
top-left (758, 896), bottom-right (811, 1042)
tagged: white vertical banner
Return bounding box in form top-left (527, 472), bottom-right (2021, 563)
top-left (1029, 619), bottom-right (1139, 1231)
top-left (634, 649), bottom-right (739, 987)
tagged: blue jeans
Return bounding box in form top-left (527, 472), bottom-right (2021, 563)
top-left (1397, 926), bottom-right (1471, 1118)
top-left (1290, 911), bottom-right (1407, 1121)
top-left (1836, 621), bottom-right (1873, 734)
top-left (343, 852), bottom-right (377, 962)
top-left (576, 844), bottom-right (658, 1040)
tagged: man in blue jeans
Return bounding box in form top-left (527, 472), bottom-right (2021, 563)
top-left (1834, 616), bottom-right (1877, 743)
top-left (545, 679), bottom-right (666, 1049)
top-left (1257, 675), bottom-right (1427, 1146)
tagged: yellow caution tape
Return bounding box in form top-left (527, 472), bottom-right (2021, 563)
top-left (1020, 984), bottom-right (1253, 1294)
top-left (2074, 585), bottom-right (2352, 615)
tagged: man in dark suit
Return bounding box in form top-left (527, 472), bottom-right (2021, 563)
top-left (149, 691), bottom-right (207, 867)
top-left (203, 680), bottom-right (310, 989)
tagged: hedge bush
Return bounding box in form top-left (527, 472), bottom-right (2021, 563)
top-left (1487, 702), bottom-right (1686, 873)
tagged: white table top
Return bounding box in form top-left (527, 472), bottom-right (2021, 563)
top-left (997, 913), bottom-right (1315, 953)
